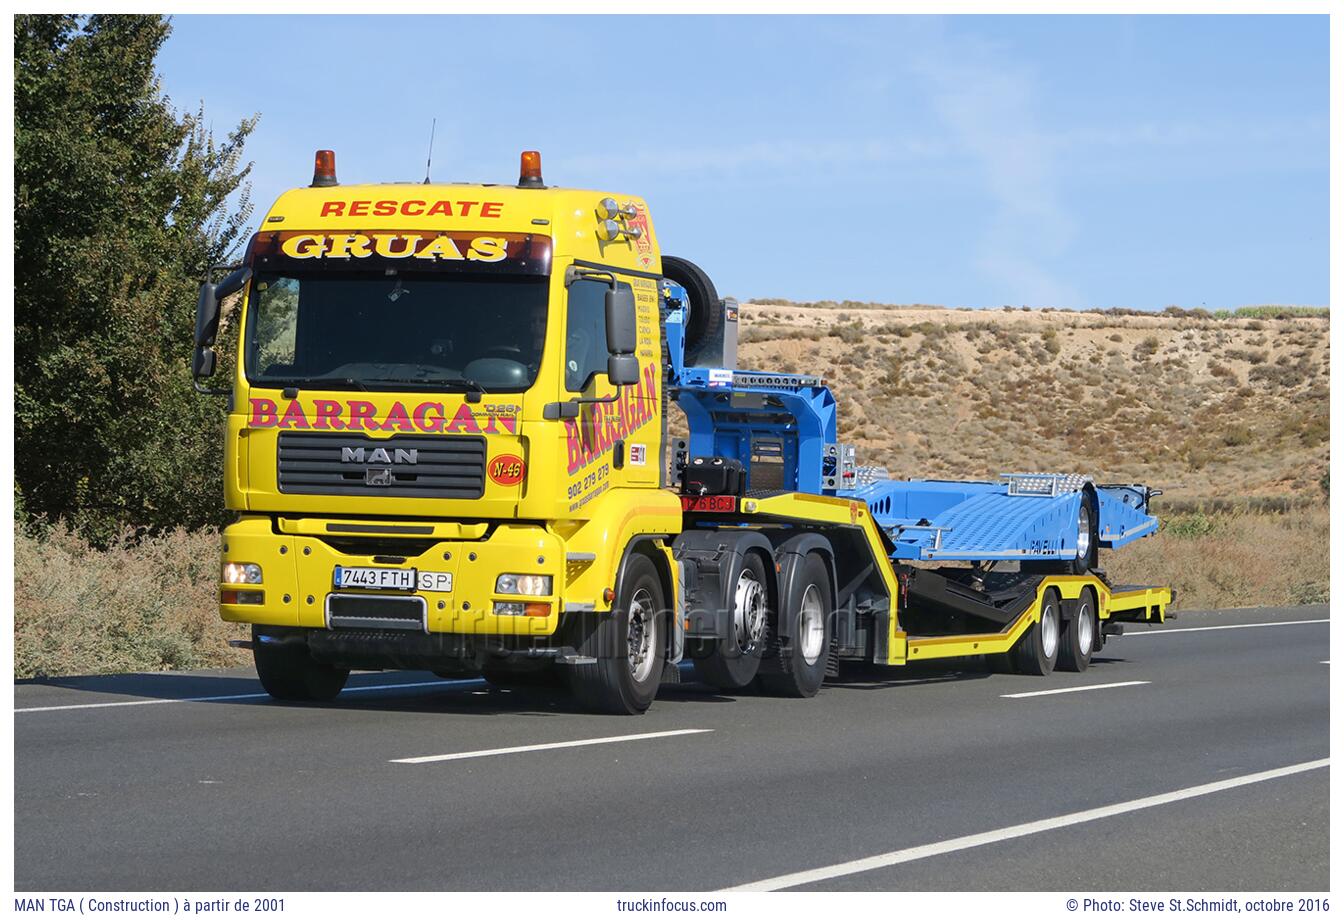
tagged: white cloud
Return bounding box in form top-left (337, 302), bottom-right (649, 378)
top-left (899, 22), bottom-right (1082, 306)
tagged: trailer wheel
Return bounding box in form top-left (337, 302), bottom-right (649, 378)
top-left (1059, 587), bottom-right (1097, 672)
top-left (568, 553), bottom-right (666, 714)
top-left (1011, 587), bottom-right (1061, 676)
top-left (662, 255), bottom-right (723, 364)
top-left (690, 552), bottom-right (769, 690)
top-left (252, 628), bottom-right (349, 702)
top-left (756, 554), bottom-right (831, 698)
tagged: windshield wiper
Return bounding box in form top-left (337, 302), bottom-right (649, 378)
top-left (364, 376), bottom-right (489, 394)
top-left (264, 376), bottom-right (368, 392)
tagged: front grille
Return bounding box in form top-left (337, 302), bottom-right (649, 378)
top-left (277, 432), bottom-right (486, 499)
top-left (326, 593), bottom-right (427, 631)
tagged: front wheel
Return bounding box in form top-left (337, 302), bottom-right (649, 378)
top-left (568, 553), bottom-right (666, 714)
top-left (252, 628), bottom-right (349, 702)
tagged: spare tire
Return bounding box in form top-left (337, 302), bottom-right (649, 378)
top-left (662, 255), bottom-right (723, 365)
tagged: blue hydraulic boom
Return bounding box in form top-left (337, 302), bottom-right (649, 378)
top-left (664, 282), bottom-right (1160, 570)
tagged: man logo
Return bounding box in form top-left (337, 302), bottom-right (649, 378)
top-left (341, 447), bottom-right (418, 465)
top-left (365, 469), bottom-right (394, 487)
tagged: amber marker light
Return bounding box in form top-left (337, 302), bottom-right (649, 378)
top-left (518, 150), bottom-right (544, 188)
top-left (311, 149), bottom-right (338, 187)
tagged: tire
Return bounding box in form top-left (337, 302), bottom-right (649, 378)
top-left (568, 553), bottom-right (666, 714)
top-left (1059, 586), bottom-right (1098, 672)
top-left (482, 658), bottom-right (562, 689)
top-left (252, 627), bottom-right (349, 702)
top-left (756, 553), bottom-right (831, 698)
top-left (690, 552), bottom-right (770, 690)
top-left (661, 255), bottom-right (723, 364)
top-left (1067, 495), bottom-right (1099, 575)
top-left (1011, 587), bottom-right (1062, 677)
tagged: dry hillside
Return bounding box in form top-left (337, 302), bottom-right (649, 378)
top-left (730, 303), bottom-right (1329, 503)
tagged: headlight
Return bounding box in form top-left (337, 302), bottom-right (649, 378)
top-left (495, 573), bottom-right (552, 596)
top-left (222, 562), bottom-right (263, 585)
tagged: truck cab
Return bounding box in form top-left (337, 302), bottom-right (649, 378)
top-left (196, 151), bottom-right (684, 712)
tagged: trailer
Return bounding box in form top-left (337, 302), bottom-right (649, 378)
top-left (663, 269), bottom-right (1170, 696)
top-left (192, 149), bottom-right (1170, 714)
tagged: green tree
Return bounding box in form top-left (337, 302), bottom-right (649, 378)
top-left (15, 14), bottom-right (257, 540)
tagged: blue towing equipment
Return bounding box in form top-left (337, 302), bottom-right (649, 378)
top-left (660, 266), bottom-right (1170, 690)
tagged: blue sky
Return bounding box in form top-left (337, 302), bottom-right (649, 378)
top-left (157, 14), bottom-right (1328, 310)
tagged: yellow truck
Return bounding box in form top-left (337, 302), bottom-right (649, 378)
top-left (193, 150), bottom-right (1169, 714)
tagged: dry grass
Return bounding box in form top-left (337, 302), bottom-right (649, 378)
top-left (14, 522), bottom-right (247, 679)
top-left (741, 302), bottom-right (1329, 501)
top-left (1106, 507), bottom-right (1329, 611)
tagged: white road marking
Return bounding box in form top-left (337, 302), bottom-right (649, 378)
top-left (1001, 680), bottom-right (1150, 699)
top-left (15, 678), bottom-right (485, 713)
top-left (1125, 618), bottom-right (1327, 636)
top-left (725, 758), bottom-right (1330, 892)
top-left (391, 728), bottom-right (713, 764)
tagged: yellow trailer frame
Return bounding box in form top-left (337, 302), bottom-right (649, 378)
top-left (716, 491), bottom-right (1171, 669)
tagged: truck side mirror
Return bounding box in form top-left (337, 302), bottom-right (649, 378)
top-left (607, 353), bottom-right (640, 386)
top-left (605, 286), bottom-right (639, 386)
top-left (192, 346), bottom-right (217, 378)
top-left (194, 281), bottom-right (220, 349)
top-left (192, 266), bottom-right (250, 387)
top-left (605, 286), bottom-right (637, 355)
top-left (195, 267), bottom-right (251, 349)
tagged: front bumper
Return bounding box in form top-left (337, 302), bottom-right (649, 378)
top-left (219, 516), bottom-right (565, 638)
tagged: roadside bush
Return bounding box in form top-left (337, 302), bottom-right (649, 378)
top-left (1164, 512), bottom-right (1218, 538)
top-left (14, 521), bottom-right (247, 678)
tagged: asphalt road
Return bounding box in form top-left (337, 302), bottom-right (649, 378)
top-left (14, 604), bottom-right (1329, 891)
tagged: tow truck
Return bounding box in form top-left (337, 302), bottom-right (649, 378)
top-left (192, 149), bottom-right (1170, 714)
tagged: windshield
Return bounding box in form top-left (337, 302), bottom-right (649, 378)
top-left (244, 271), bottom-right (548, 392)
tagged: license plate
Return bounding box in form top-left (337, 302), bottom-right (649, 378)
top-left (681, 495), bottom-right (737, 513)
top-left (333, 565), bottom-right (417, 591)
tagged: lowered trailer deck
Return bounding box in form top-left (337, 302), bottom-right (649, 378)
top-left (677, 489), bottom-right (1170, 677)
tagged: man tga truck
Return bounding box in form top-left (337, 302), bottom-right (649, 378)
top-left (192, 150), bottom-right (1170, 714)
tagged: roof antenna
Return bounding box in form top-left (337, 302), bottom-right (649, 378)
top-left (423, 117), bottom-right (436, 185)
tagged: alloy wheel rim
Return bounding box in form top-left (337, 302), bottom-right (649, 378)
top-left (1041, 603), bottom-right (1059, 659)
top-left (1077, 503), bottom-right (1092, 561)
top-left (732, 568), bottom-right (767, 653)
top-left (1077, 602), bottom-right (1095, 652)
top-left (627, 587), bottom-right (657, 682)
top-left (799, 585), bottom-right (825, 664)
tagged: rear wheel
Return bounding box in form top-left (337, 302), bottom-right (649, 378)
top-left (756, 554), bottom-right (831, 698)
top-left (252, 628), bottom-right (349, 702)
top-left (568, 554), bottom-right (666, 714)
top-left (1012, 587), bottom-right (1061, 676)
top-left (690, 553), bottom-right (769, 689)
top-left (1059, 587), bottom-right (1097, 672)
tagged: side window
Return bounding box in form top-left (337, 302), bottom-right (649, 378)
top-left (566, 278), bottom-right (632, 391)
top-left (249, 276), bottom-right (300, 375)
